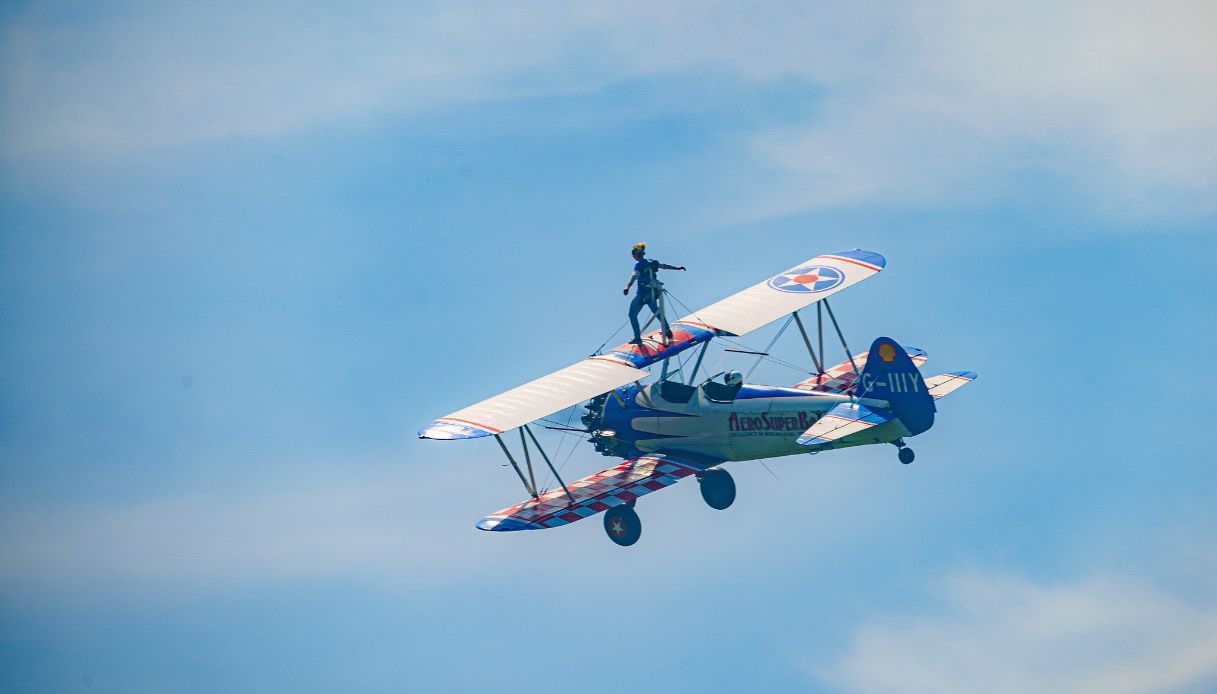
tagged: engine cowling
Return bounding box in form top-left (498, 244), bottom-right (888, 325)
top-left (583, 386), bottom-right (643, 459)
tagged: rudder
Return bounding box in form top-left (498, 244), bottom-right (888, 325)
top-left (856, 337), bottom-right (935, 436)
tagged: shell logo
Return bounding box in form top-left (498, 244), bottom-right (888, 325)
top-left (878, 343), bottom-right (897, 363)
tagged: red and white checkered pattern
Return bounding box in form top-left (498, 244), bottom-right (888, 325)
top-left (480, 454), bottom-right (710, 531)
top-left (793, 352), bottom-right (927, 393)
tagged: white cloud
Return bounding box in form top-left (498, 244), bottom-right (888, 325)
top-left (815, 570), bottom-right (1217, 694)
top-left (3, 1), bottom-right (1215, 217)
top-left (0, 465), bottom-right (517, 597)
top-left (0, 2), bottom-right (865, 155)
top-left (0, 452), bottom-right (902, 601)
top-left (743, 1), bottom-right (1217, 220)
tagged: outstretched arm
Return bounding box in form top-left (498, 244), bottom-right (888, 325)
top-left (658, 263), bottom-right (687, 271)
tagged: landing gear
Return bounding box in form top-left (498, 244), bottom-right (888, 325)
top-left (604, 504), bottom-right (642, 546)
top-left (893, 439), bottom-right (915, 465)
top-left (697, 467), bottom-right (736, 510)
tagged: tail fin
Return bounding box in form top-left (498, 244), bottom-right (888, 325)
top-left (856, 337), bottom-right (935, 436)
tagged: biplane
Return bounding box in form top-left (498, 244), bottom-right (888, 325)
top-left (419, 249), bottom-right (975, 546)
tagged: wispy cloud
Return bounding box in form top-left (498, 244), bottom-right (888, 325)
top-left (813, 569), bottom-right (1217, 694)
top-left (4, 2), bottom-right (1214, 216)
top-left (0, 465), bottom-right (515, 598)
top-left (741, 1), bottom-right (1217, 220)
top-left (0, 455), bottom-right (903, 602)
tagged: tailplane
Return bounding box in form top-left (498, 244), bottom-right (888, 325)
top-left (856, 337), bottom-right (935, 436)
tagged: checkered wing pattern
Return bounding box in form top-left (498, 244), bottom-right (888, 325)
top-left (793, 348), bottom-right (927, 394)
top-left (796, 402), bottom-right (894, 447)
top-left (476, 454), bottom-right (713, 532)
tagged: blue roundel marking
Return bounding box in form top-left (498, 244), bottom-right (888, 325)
top-left (767, 265), bottom-right (845, 294)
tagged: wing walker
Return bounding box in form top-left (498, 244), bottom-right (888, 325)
top-left (419, 249), bottom-right (976, 546)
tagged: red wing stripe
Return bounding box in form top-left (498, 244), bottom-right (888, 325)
top-left (437, 417), bottom-right (503, 434)
top-left (821, 254), bottom-right (882, 272)
top-left (589, 354), bottom-right (633, 366)
top-left (672, 320), bottom-right (720, 332)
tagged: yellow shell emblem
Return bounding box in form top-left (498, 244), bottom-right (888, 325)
top-left (878, 343), bottom-right (897, 363)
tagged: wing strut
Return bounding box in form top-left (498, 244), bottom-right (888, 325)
top-left (495, 426), bottom-right (573, 502)
top-left (823, 299), bottom-right (860, 382)
top-left (790, 298), bottom-right (860, 392)
top-left (523, 424), bottom-right (573, 501)
top-left (495, 434), bottom-right (537, 500)
top-left (518, 428), bottom-right (537, 499)
top-left (817, 304), bottom-right (824, 367)
top-left (687, 341), bottom-right (710, 385)
top-left (792, 311), bottom-right (825, 374)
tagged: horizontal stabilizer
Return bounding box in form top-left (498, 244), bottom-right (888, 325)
top-left (924, 371), bottom-right (977, 400)
top-left (797, 402), bottom-right (894, 446)
top-left (477, 454), bottom-right (714, 531)
top-left (419, 358), bottom-right (648, 440)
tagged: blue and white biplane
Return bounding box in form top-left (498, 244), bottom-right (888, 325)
top-left (420, 249), bottom-right (975, 546)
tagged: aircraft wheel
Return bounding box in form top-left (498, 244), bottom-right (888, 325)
top-left (698, 467), bottom-right (736, 510)
top-left (898, 447), bottom-right (915, 465)
top-left (604, 504), bottom-right (642, 546)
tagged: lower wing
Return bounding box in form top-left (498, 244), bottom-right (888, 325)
top-left (477, 453), bottom-right (716, 531)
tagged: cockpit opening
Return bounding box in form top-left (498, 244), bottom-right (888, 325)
top-left (657, 380), bottom-right (696, 404)
top-left (701, 370), bottom-right (744, 403)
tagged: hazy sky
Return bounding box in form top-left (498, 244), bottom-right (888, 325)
top-left (3, 2), bottom-right (1216, 692)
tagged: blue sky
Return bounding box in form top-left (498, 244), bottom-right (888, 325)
top-left (3, 2), bottom-right (1217, 692)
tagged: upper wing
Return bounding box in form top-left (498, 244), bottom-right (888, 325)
top-left (796, 402), bottom-right (894, 446)
top-left (924, 371), bottom-right (977, 400)
top-left (476, 453), bottom-right (715, 531)
top-left (421, 248), bottom-right (885, 440)
top-left (418, 358), bottom-right (647, 439)
top-left (793, 346), bottom-right (927, 394)
top-left (675, 249), bottom-right (885, 337)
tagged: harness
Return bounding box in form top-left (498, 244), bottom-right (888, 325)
top-left (637, 260), bottom-right (663, 299)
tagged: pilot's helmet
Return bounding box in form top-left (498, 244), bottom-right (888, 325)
top-left (723, 371), bottom-right (743, 387)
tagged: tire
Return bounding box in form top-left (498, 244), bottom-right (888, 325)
top-left (603, 504), bottom-right (642, 546)
top-left (698, 467), bottom-right (736, 510)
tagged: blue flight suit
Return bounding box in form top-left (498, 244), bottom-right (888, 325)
top-left (628, 258), bottom-right (678, 343)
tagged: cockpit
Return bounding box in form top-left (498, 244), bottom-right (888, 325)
top-left (655, 379), bottom-right (696, 404)
top-left (701, 370), bottom-right (744, 403)
top-left (645, 370), bottom-right (745, 405)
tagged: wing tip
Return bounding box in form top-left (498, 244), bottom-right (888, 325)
top-left (418, 419), bottom-right (496, 440)
top-left (476, 516), bottom-right (541, 531)
top-left (826, 248), bottom-right (886, 271)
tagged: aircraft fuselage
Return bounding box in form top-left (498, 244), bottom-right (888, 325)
top-left (586, 381), bottom-right (907, 462)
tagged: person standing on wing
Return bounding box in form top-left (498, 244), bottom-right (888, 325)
top-left (623, 242), bottom-right (685, 345)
